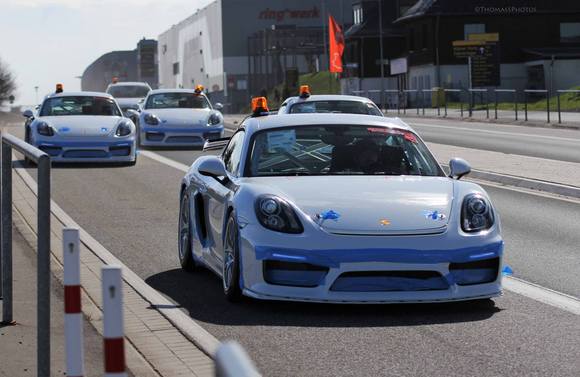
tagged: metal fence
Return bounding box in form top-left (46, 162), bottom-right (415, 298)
top-left (0, 132), bottom-right (52, 377)
top-left (350, 88), bottom-right (578, 124)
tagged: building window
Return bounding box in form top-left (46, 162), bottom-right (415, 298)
top-left (561, 22), bottom-right (580, 43)
top-left (353, 5), bottom-right (363, 25)
top-left (173, 62), bottom-right (179, 75)
top-left (464, 23), bottom-right (485, 40)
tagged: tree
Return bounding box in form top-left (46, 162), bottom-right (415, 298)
top-left (0, 58), bottom-right (16, 106)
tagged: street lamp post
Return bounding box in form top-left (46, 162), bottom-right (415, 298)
top-left (34, 86), bottom-right (39, 104)
top-left (378, 0), bottom-right (385, 109)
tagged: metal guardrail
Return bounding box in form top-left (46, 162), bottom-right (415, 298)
top-left (350, 88), bottom-right (576, 124)
top-left (0, 132), bottom-right (52, 377)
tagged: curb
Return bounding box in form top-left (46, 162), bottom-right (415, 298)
top-left (13, 165), bottom-right (221, 357)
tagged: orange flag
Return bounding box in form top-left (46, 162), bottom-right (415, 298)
top-left (328, 15), bottom-right (344, 73)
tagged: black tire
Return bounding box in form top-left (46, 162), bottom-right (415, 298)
top-left (178, 191), bottom-right (196, 271)
top-left (222, 213), bottom-right (242, 302)
top-left (126, 156), bottom-right (137, 166)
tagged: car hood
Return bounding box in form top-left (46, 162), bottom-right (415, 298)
top-left (39, 116), bottom-right (122, 137)
top-left (243, 176), bottom-right (454, 235)
top-left (115, 98), bottom-right (142, 107)
top-left (143, 108), bottom-right (212, 125)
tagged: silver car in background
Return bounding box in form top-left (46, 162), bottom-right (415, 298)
top-left (138, 88), bottom-right (224, 147)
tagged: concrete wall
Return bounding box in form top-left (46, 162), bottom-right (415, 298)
top-left (158, 0), bottom-right (224, 91)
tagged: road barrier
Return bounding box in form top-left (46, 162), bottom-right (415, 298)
top-left (102, 265), bottom-right (126, 377)
top-left (64, 228), bottom-right (84, 377)
top-left (215, 341), bottom-right (261, 377)
top-left (350, 88), bottom-right (577, 125)
top-left (0, 132), bottom-right (52, 376)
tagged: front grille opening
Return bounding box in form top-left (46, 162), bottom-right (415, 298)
top-left (166, 136), bottom-right (202, 143)
top-left (263, 260), bottom-right (329, 287)
top-left (331, 271), bottom-right (448, 292)
top-left (38, 146), bottom-right (62, 156)
top-left (146, 132), bottom-right (165, 141)
top-left (449, 258), bottom-right (500, 286)
top-left (62, 150), bottom-right (107, 158)
top-left (109, 146), bottom-right (131, 156)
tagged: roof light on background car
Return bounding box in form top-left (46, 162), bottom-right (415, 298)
top-left (299, 85), bottom-right (311, 98)
top-left (194, 85), bottom-right (204, 94)
top-left (112, 76), bottom-right (119, 84)
top-left (251, 97), bottom-right (269, 117)
top-left (55, 83), bottom-right (63, 93)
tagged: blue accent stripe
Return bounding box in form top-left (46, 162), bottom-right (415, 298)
top-left (255, 242), bottom-right (504, 268)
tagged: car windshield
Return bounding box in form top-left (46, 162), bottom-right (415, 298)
top-left (39, 96), bottom-right (121, 116)
top-left (145, 93), bottom-right (210, 109)
top-left (247, 125), bottom-right (444, 177)
top-left (107, 85), bottom-right (150, 98)
top-left (289, 101), bottom-right (382, 116)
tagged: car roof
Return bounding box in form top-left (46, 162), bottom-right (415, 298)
top-left (242, 113), bottom-right (413, 135)
top-left (283, 94), bottom-right (373, 104)
top-left (107, 82), bottom-right (151, 87)
top-left (147, 88), bottom-right (206, 95)
top-left (45, 91), bottom-right (115, 99)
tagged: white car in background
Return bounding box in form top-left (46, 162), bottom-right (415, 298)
top-left (22, 91), bottom-right (137, 165)
top-left (278, 86), bottom-right (383, 116)
top-left (106, 81), bottom-right (152, 114)
top-left (138, 87), bottom-right (224, 147)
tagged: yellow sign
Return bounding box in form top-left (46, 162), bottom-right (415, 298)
top-left (452, 40), bottom-right (485, 47)
top-left (468, 33), bottom-right (500, 42)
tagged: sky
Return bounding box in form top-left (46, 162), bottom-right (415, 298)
top-left (0, 0), bottom-right (213, 105)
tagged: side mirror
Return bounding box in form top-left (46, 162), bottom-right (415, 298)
top-left (198, 156), bottom-right (228, 178)
top-left (124, 109), bottom-right (139, 119)
top-left (449, 158), bottom-right (471, 180)
top-left (213, 102), bottom-right (224, 111)
top-left (22, 109), bottom-right (34, 118)
top-left (138, 98), bottom-right (145, 104)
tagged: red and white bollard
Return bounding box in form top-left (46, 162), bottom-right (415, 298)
top-left (101, 266), bottom-right (126, 377)
top-left (63, 228), bottom-right (84, 377)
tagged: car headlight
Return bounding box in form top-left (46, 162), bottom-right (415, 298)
top-left (255, 195), bottom-right (303, 234)
top-left (115, 121), bottom-right (132, 137)
top-left (144, 113), bottom-right (160, 125)
top-left (37, 121), bottom-right (54, 136)
top-left (207, 113), bottom-right (223, 126)
top-left (461, 194), bottom-right (494, 233)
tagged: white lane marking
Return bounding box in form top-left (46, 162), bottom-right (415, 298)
top-left (504, 276), bottom-right (580, 315)
top-left (139, 150), bottom-right (189, 172)
top-left (410, 122), bottom-right (580, 143)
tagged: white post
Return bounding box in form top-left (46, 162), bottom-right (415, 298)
top-left (63, 228), bottom-right (84, 377)
top-left (102, 266), bottom-right (126, 377)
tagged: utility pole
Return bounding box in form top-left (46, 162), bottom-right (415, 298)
top-left (378, 0), bottom-right (385, 109)
top-left (34, 86), bottom-right (39, 104)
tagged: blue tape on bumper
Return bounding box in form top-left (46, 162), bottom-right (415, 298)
top-left (255, 242), bottom-right (504, 268)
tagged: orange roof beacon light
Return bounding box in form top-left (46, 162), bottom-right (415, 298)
top-left (112, 76), bottom-right (119, 84)
top-left (55, 83), bottom-right (64, 93)
top-left (194, 85), bottom-right (204, 94)
top-left (299, 85), bottom-right (311, 98)
top-left (251, 97), bottom-right (269, 117)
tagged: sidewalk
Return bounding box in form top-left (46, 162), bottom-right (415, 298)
top-left (9, 165), bottom-right (216, 377)
top-left (0, 227), bottom-right (107, 377)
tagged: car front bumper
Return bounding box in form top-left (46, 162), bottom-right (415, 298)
top-left (35, 139), bottom-right (136, 163)
top-left (139, 125), bottom-right (224, 147)
top-left (238, 225), bottom-right (504, 303)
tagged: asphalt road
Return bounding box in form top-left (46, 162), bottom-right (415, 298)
top-left (8, 123), bottom-right (577, 376)
top-left (402, 117), bottom-right (580, 163)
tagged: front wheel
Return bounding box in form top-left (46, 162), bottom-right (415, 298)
top-left (223, 214), bottom-right (242, 302)
top-left (178, 192), bottom-right (196, 271)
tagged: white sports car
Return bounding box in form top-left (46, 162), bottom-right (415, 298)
top-left (138, 88), bottom-right (224, 147)
top-left (23, 92), bottom-right (137, 164)
top-left (277, 87), bottom-right (383, 116)
top-left (178, 111), bottom-right (503, 303)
